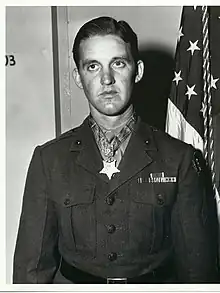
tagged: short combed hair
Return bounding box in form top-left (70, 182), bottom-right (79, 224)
top-left (72, 16), bottom-right (140, 69)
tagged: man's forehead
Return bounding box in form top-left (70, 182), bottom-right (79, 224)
top-left (78, 34), bottom-right (132, 59)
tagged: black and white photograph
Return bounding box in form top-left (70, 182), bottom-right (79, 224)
top-left (5, 5), bottom-right (220, 288)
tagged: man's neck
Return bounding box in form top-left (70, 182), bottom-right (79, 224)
top-left (90, 105), bottom-right (134, 130)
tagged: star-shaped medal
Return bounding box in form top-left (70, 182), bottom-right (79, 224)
top-left (99, 160), bottom-right (120, 180)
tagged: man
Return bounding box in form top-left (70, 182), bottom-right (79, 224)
top-left (13, 16), bottom-right (218, 284)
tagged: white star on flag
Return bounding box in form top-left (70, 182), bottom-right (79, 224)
top-left (200, 102), bottom-right (206, 115)
top-left (187, 40), bottom-right (201, 56)
top-left (173, 70), bottom-right (183, 86)
top-left (177, 26), bottom-right (184, 42)
top-left (185, 85), bottom-right (197, 100)
top-left (211, 75), bottom-right (219, 89)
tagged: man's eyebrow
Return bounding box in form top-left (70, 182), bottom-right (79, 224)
top-left (81, 55), bottom-right (133, 68)
top-left (111, 56), bottom-right (132, 63)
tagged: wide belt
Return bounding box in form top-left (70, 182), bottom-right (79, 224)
top-left (60, 258), bottom-right (172, 284)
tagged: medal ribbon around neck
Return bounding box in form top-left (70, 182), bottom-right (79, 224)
top-left (89, 113), bottom-right (136, 179)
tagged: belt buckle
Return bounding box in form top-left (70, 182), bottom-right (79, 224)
top-left (107, 277), bottom-right (127, 284)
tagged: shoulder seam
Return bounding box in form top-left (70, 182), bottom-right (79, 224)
top-left (39, 128), bottom-right (79, 149)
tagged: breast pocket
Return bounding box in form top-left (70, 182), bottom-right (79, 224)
top-left (60, 183), bottom-right (97, 258)
top-left (129, 180), bottom-right (171, 254)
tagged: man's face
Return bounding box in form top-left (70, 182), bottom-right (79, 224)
top-left (74, 34), bottom-right (143, 116)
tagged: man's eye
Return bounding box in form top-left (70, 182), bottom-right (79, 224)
top-left (87, 64), bottom-right (99, 71)
top-left (112, 60), bottom-right (126, 68)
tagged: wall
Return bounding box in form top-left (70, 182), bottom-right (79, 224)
top-left (57, 6), bottom-right (182, 133)
top-left (6, 6), bottom-right (55, 283)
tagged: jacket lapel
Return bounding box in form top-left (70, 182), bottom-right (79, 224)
top-left (69, 117), bottom-right (103, 177)
top-left (109, 120), bottom-right (158, 193)
top-left (69, 117), bottom-right (158, 187)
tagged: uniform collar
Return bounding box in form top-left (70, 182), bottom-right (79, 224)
top-left (69, 115), bottom-right (158, 187)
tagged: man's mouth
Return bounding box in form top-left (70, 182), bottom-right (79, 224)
top-left (99, 90), bottom-right (118, 97)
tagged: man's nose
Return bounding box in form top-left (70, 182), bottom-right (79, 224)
top-left (100, 69), bottom-right (115, 85)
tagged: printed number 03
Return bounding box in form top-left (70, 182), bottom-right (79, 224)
top-left (5, 55), bottom-right (16, 66)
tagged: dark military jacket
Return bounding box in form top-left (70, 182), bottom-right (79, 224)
top-left (13, 116), bottom-right (218, 283)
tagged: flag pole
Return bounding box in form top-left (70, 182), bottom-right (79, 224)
top-left (201, 6), bottom-right (220, 209)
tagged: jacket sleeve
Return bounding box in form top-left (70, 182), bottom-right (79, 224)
top-left (13, 146), bottom-right (60, 283)
top-left (171, 145), bottom-right (218, 283)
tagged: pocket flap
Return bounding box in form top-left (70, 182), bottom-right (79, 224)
top-left (62, 184), bottom-right (95, 207)
top-left (130, 182), bottom-right (155, 204)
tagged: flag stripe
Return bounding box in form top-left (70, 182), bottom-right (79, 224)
top-left (166, 98), bottom-right (203, 151)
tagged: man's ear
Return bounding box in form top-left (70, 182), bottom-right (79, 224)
top-left (135, 60), bottom-right (144, 83)
top-left (72, 68), bottom-right (83, 89)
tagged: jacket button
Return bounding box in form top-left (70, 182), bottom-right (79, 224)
top-left (157, 194), bottom-right (164, 205)
top-left (108, 252), bottom-right (117, 261)
top-left (64, 198), bottom-right (70, 205)
top-left (75, 140), bottom-right (81, 145)
top-left (106, 195), bottom-right (115, 205)
top-left (107, 224), bottom-right (116, 233)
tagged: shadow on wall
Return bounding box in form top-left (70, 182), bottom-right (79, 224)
top-left (132, 48), bottom-right (175, 131)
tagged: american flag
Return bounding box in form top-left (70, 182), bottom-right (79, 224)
top-left (165, 6), bottom-right (220, 220)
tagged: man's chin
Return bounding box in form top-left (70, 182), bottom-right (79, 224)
top-left (100, 104), bottom-right (120, 115)
top-left (98, 103), bottom-right (132, 116)
top-left (99, 108), bottom-right (120, 116)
